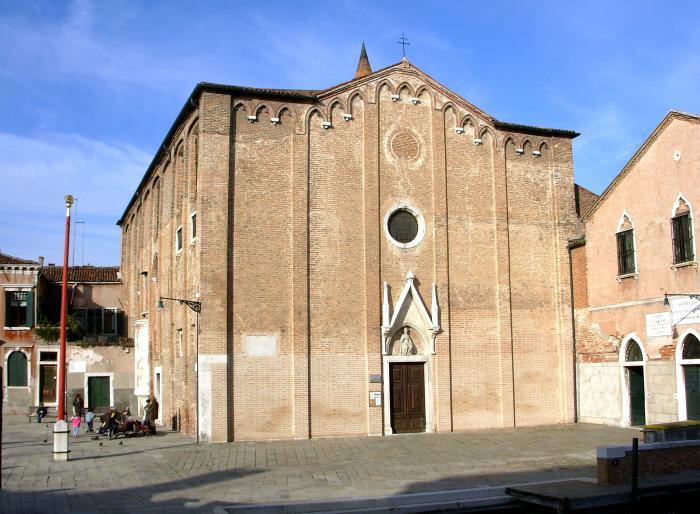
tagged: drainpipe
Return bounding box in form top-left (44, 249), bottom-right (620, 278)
top-left (567, 237), bottom-right (585, 423)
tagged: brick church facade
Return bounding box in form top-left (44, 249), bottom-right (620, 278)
top-left (119, 46), bottom-right (579, 442)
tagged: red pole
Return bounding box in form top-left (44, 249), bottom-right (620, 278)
top-left (57, 195), bottom-right (73, 422)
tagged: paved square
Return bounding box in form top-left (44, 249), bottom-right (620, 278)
top-left (1, 415), bottom-right (638, 513)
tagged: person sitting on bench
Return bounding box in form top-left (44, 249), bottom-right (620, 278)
top-left (36, 403), bottom-right (48, 423)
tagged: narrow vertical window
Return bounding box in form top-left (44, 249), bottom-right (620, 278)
top-left (176, 227), bottom-right (183, 252)
top-left (190, 212), bottom-right (197, 242)
top-left (616, 229), bottom-right (635, 275)
top-left (672, 213), bottom-right (694, 264)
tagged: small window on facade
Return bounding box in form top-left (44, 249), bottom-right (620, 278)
top-left (682, 334), bottom-right (700, 360)
top-left (672, 213), bottom-right (694, 264)
top-left (388, 210), bottom-right (419, 243)
top-left (190, 212), bottom-right (197, 241)
top-left (40, 351), bottom-right (57, 362)
top-left (7, 351), bottom-right (27, 386)
top-left (616, 229), bottom-right (635, 275)
top-left (625, 340), bottom-right (644, 362)
top-left (176, 226), bottom-right (183, 252)
top-left (4, 290), bottom-right (33, 328)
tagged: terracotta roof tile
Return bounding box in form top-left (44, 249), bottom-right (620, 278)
top-left (42, 266), bottom-right (120, 283)
top-left (0, 252), bottom-right (38, 265)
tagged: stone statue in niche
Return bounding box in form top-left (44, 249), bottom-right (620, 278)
top-left (399, 327), bottom-right (415, 355)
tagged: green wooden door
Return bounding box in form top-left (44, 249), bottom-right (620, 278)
top-left (629, 366), bottom-right (646, 426)
top-left (685, 365), bottom-right (700, 420)
top-left (88, 376), bottom-right (110, 410)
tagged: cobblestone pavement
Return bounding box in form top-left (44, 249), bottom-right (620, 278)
top-left (0, 414), bottom-right (639, 513)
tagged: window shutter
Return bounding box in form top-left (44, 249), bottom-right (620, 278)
top-left (672, 217), bottom-right (681, 263)
top-left (8, 351), bottom-right (28, 386)
top-left (25, 291), bottom-right (34, 328)
top-left (688, 216), bottom-right (695, 260)
top-left (616, 232), bottom-right (624, 274)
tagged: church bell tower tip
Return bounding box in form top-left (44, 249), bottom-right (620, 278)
top-left (354, 41), bottom-right (372, 80)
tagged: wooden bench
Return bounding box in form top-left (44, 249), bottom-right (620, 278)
top-left (28, 405), bottom-right (57, 423)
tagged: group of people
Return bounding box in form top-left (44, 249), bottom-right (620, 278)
top-left (35, 393), bottom-right (159, 438)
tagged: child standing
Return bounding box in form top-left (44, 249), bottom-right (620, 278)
top-left (85, 407), bottom-right (95, 433)
top-left (71, 414), bottom-right (81, 438)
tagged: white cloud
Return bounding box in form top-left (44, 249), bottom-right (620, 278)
top-left (0, 131), bottom-right (149, 264)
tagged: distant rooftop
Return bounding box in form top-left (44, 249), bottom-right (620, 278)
top-left (42, 266), bottom-right (120, 283)
top-left (0, 252), bottom-right (39, 266)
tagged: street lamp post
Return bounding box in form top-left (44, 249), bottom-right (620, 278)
top-left (157, 296), bottom-right (201, 443)
top-left (54, 195), bottom-right (73, 461)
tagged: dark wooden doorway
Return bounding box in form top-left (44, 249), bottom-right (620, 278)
top-left (39, 364), bottom-right (56, 404)
top-left (685, 365), bottom-right (700, 420)
top-left (390, 363), bottom-right (425, 433)
top-left (628, 366), bottom-right (646, 426)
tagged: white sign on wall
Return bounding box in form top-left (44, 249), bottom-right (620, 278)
top-left (244, 335), bottom-right (278, 357)
top-left (671, 297), bottom-right (700, 326)
top-left (646, 312), bottom-right (672, 337)
top-left (68, 360), bottom-right (86, 373)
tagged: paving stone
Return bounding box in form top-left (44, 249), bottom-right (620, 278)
top-left (0, 414), bottom-right (640, 513)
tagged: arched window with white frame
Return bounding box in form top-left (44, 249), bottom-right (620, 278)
top-left (616, 211), bottom-right (637, 276)
top-left (671, 195), bottom-right (695, 265)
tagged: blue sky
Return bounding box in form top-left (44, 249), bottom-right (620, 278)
top-left (1, 0), bottom-right (699, 265)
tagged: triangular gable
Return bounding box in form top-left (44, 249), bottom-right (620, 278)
top-left (381, 272), bottom-right (440, 355)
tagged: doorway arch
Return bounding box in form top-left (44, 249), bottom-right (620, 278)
top-left (620, 334), bottom-right (647, 426)
top-left (676, 330), bottom-right (700, 420)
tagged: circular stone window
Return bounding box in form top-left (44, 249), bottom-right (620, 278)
top-left (390, 129), bottom-right (420, 161)
top-left (384, 204), bottom-right (425, 248)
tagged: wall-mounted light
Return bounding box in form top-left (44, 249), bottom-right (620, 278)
top-left (322, 121), bottom-right (332, 129)
top-left (473, 138), bottom-right (483, 146)
top-left (411, 97), bottom-right (420, 105)
top-left (270, 117), bottom-right (280, 125)
top-left (247, 115), bottom-right (257, 123)
top-left (455, 127), bottom-right (465, 134)
top-left (390, 94), bottom-right (400, 102)
top-left (343, 113), bottom-right (353, 121)
top-left (515, 148), bottom-right (525, 155)
top-left (532, 150), bottom-right (542, 157)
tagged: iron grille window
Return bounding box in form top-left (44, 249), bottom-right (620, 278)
top-left (625, 340), bottom-right (643, 362)
top-left (682, 335), bottom-right (700, 360)
top-left (388, 210), bottom-right (419, 244)
top-left (672, 213), bottom-right (694, 264)
top-left (616, 229), bottom-right (635, 275)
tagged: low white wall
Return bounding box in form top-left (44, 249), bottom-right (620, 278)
top-left (578, 362), bottom-right (622, 425)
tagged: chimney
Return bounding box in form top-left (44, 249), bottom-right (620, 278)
top-left (38, 256), bottom-right (45, 267)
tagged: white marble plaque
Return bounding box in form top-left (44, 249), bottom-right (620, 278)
top-left (671, 298), bottom-right (700, 326)
top-left (244, 335), bottom-right (278, 357)
top-left (646, 312), bottom-right (672, 337)
top-left (68, 360), bottom-right (86, 373)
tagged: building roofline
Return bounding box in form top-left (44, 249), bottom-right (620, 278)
top-left (118, 60), bottom-right (579, 225)
top-left (581, 110), bottom-right (700, 222)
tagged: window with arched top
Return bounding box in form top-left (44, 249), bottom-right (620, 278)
top-left (683, 334), bottom-right (700, 360)
top-left (7, 351), bottom-right (28, 386)
top-left (672, 197), bottom-right (694, 264)
top-left (625, 340), bottom-right (644, 362)
top-left (616, 213), bottom-right (636, 275)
